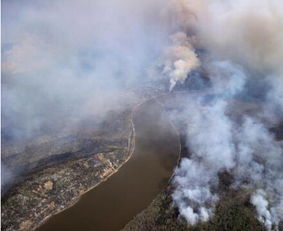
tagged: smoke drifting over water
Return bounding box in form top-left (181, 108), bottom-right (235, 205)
top-left (2, 0), bottom-right (283, 229)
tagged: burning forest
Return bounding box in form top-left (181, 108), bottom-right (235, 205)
top-left (2, 0), bottom-right (283, 230)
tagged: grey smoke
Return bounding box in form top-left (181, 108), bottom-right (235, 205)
top-left (2, 0), bottom-right (173, 142)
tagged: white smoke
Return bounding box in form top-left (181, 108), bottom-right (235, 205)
top-left (169, 0), bottom-right (283, 229)
top-left (172, 60), bottom-right (283, 230)
top-left (173, 158), bottom-right (217, 225)
top-left (251, 190), bottom-right (274, 230)
top-left (234, 117), bottom-right (283, 230)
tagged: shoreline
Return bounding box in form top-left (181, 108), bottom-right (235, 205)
top-left (2, 93), bottom-right (182, 231)
top-left (35, 93), bottom-right (182, 231)
top-left (35, 93), bottom-right (182, 230)
top-left (34, 118), bottom-right (136, 231)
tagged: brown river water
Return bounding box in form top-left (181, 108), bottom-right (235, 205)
top-left (38, 100), bottom-right (180, 231)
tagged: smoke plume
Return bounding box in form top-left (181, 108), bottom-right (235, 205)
top-left (170, 0), bottom-right (283, 230)
top-left (162, 32), bottom-right (200, 91)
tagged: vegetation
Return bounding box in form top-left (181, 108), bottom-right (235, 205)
top-left (123, 188), bottom-right (266, 231)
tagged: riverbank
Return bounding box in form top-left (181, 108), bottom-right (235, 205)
top-left (37, 98), bottom-right (180, 231)
top-left (122, 92), bottom-right (281, 231)
top-left (1, 109), bottom-right (135, 231)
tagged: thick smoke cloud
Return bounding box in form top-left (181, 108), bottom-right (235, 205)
top-left (172, 62), bottom-right (283, 229)
top-left (170, 0), bottom-right (283, 230)
top-left (2, 0), bottom-right (172, 142)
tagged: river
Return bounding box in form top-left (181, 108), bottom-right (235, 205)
top-left (38, 99), bottom-right (180, 231)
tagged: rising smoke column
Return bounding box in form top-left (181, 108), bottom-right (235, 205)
top-left (169, 0), bottom-right (283, 230)
top-left (162, 32), bottom-right (200, 91)
top-left (159, 0), bottom-right (203, 91)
